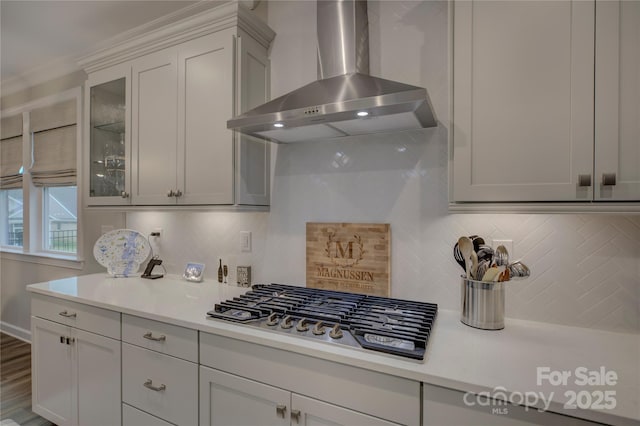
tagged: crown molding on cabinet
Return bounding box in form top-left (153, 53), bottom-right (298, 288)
top-left (78, 1), bottom-right (275, 74)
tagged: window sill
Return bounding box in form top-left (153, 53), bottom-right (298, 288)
top-left (0, 249), bottom-right (84, 270)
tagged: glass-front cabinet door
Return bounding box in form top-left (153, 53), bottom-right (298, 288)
top-left (85, 64), bottom-right (131, 205)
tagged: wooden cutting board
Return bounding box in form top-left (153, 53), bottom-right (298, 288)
top-left (306, 222), bottom-right (390, 297)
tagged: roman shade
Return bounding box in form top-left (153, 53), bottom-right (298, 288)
top-left (29, 99), bottom-right (77, 187)
top-left (1, 114), bottom-right (24, 189)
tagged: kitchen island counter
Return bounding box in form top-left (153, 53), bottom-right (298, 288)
top-left (27, 274), bottom-right (639, 426)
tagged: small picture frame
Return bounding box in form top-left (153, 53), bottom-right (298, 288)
top-left (183, 262), bottom-right (205, 282)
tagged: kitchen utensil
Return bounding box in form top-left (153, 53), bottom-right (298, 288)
top-left (457, 236), bottom-right (474, 279)
top-left (470, 251), bottom-right (478, 280)
top-left (469, 235), bottom-right (485, 252)
top-left (475, 259), bottom-right (490, 281)
top-left (461, 277), bottom-right (505, 330)
top-left (476, 245), bottom-right (494, 263)
top-left (494, 245), bottom-right (509, 267)
top-left (453, 243), bottom-right (466, 272)
top-left (481, 266), bottom-right (501, 282)
top-left (508, 261), bottom-right (531, 280)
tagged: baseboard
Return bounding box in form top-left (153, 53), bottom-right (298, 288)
top-left (0, 321), bottom-right (31, 343)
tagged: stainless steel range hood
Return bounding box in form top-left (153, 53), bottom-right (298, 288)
top-left (227, 0), bottom-right (437, 143)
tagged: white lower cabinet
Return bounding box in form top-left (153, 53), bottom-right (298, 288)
top-left (31, 316), bottom-right (121, 426)
top-left (199, 333), bottom-right (416, 426)
top-left (423, 383), bottom-right (601, 426)
top-left (122, 342), bottom-right (198, 425)
top-left (200, 367), bottom-right (399, 426)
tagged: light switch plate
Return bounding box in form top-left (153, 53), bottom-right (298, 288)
top-left (240, 231), bottom-right (252, 252)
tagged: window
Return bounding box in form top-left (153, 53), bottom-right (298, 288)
top-left (0, 88), bottom-right (81, 260)
top-left (1, 188), bottom-right (23, 247)
top-left (44, 186), bottom-right (77, 253)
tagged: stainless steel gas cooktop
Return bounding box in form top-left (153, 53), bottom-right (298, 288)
top-left (206, 284), bottom-right (437, 361)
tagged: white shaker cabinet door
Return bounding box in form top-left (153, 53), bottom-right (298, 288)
top-left (595, 0), bottom-right (640, 201)
top-left (176, 30), bottom-right (235, 205)
top-left (75, 328), bottom-right (121, 426)
top-left (291, 394), bottom-right (400, 426)
top-left (131, 47), bottom-right (179, 205)
top-left (31, 317), bottom-right (75, 426)
top-left (452, 0), bottom-right (595, 202)
top-left (199, 366), bottom-right (290, 426)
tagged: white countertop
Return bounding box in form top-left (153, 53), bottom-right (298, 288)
top-left (27, 274), bottom-right (640, 426)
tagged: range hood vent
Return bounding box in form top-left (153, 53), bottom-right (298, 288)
top-left (227, 0), bottom-right (437, 143)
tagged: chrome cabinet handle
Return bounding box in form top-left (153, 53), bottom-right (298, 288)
top-left (59, 310), bottom-right (77, 318)
top-left (167, 189), bottom-right (175, 197)
top-left (143, 332), bottom-right (166, 342)
top-left (276, 404), bottom-right (287, 418)
top-left (291, 409), bottom-right (301, 423)
top-left (143, 379), bottom-right (166, 392)
top-left (602, 173), bottom-right (617, 186)
top-left (577, 174), bottom-right (592, 187)
top-left (121, 191), bottom-right (130, 198)
top-left (174, 189), bottom-right (182, 197)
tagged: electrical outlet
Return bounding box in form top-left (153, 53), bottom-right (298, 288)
top-left (240, 231), bottom-right (252, 252)
top-left (101, 225), bottom-right (114, 235)
top-left (492, 239), bottom-right (513, 256)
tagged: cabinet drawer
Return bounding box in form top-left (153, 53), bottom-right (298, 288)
top-left (122, 343), bottom-right (197, 425)
top-left (123, 403), bottom-right (173, 426)
top-left (31, 293), bottom-right (120, 339)
top-left (122, 314), bottom-right (197, 362)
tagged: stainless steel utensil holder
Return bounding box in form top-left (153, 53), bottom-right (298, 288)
top-left (460, 277), bottom-right (505, 330)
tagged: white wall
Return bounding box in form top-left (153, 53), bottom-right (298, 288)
top-left (127, 1), bottom-right (640, 334)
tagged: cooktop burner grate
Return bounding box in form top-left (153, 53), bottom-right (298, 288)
top-left (207, 283), bottom-right (437, 361)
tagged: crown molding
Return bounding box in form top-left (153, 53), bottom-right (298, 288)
top-left (78, 1), bottom-right (275, 74)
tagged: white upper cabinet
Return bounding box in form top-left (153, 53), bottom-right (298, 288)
top-left (594, 0), bottom-right (640, 201)
top-left (80, 2), bottom-right (275, 207)
top-left (452, 0), bottom-right (640, 205)
top-left (452, 0), bottom-right (595, 202)
top-left (131, 47), bottom-right (179, 205)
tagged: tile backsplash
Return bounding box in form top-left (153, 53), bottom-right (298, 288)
top-left (127, 133), bottom-right (640, 334)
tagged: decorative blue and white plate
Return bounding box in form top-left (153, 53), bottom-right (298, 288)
top-left (93, 229), bottom-right (150, 276)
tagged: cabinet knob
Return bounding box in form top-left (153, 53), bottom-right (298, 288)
top-left (121, 191), bottom-right (129, 198)
top-left (602, 173), bottom-right (617, 186)
top-left (143, 379), bottom-right (166, 392)
top-left (143, 332), bottom-right (166, 342)
top-left (59, 310), bottom-right (77, 318)
top-left (291, 409), bottom-right (301, 423)
top-left (167, 189), bottom-right (175, 197)
top-left (174, 189), bottom-right (183, 197)
top-left (577, 174), bottom-right (592, 187)
top-left (276, 404), bottom-right (287, 418)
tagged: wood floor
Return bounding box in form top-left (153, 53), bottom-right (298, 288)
top-left (0, 333), bottom-right (54, 426)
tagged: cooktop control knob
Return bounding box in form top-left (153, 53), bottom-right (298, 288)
top-left (329, 323), bottom-right (343, 339)
top-left (296, 318), bottom-right (310, 332)
top-left (266, 312), bottom-right (279, 326)
top-left (280, 315), bottom-right (293, 329)
top-left (312, 321), bottom-right (326, 335)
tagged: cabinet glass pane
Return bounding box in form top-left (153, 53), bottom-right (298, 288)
top-left (90, 78), bottom-right (125, 198)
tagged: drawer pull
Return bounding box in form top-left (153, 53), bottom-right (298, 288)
top-left (59, 310), bottom-right (77, 318)
top-left (143, 379), bottom-right (166, 392)
top-left (276, 404), bottom-right (287, 418)
top-left (143, 332), bottom-right (166, 342)
top-left (291, 409), bottom-right (301, 423)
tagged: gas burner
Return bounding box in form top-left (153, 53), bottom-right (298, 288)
top-left (207, 284), bottom-right (437, 361)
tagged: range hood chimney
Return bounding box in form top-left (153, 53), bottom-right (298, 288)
top-left (227, 0), bottom-right (437, 143)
